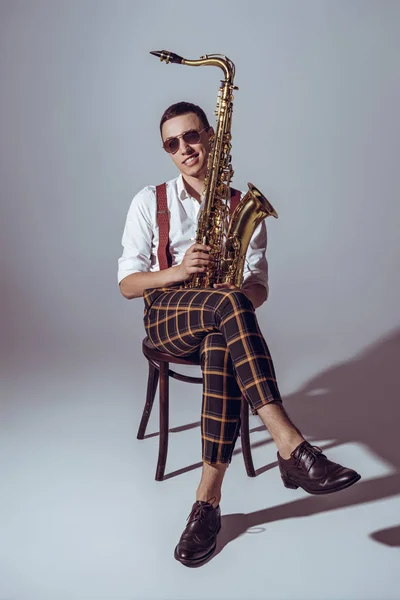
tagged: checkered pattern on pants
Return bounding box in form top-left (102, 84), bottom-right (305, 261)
top-left (143, 286), bottom-right (282, 464)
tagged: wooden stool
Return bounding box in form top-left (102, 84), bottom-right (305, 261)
top-left (138, 337), bottom-right (256, 481)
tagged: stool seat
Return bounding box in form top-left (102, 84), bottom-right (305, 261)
top-left (138, 337), bottom-right (256, 481)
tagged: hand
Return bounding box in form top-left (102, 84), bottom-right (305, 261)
top-left (213, 283), bottom-right (239, 291)
top-left (177, 243), bottom-right (214, 281)
top-left (213, 282), bottom-right (248, 296)
top-left (213, 282), bottom-right (254, 306)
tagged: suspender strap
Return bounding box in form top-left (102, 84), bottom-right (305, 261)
top-left (155, 184), bottom-right (242, 271)
top-left (155, 183), bottom-right (172, 270)
top-left (229, 187), bottom-right (241, 214)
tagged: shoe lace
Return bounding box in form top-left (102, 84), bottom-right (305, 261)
top-left (295, 443), bottom-right (325, 467)
top-left (187, 497), bottom-right (216, 525)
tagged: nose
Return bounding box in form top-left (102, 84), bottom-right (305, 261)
top-left (179, 137), bottom-right (193, 154)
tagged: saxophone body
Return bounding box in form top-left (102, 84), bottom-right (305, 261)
top-left (150, 50), bottom-right (278, 288)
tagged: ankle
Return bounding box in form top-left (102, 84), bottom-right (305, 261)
top-left (196, 489), bottom-right (221, 507)
top-left (277, 435), bottom-right (305, 460)
top-left (196, 462), bottom-right (227, 507)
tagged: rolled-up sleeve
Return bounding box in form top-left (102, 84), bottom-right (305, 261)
top-left (117, 187), bottom-right (154, 284)
top-left (241, 220), bottom-right (269, 297)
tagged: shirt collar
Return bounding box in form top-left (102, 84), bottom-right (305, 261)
top-left (177, 174), bottom-right (190, 201)
top-left (176, 174), bottom-right (206, 206)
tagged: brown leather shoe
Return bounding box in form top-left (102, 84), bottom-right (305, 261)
top-left (277, 441), bottom-right (361, 495)
top-left (174, 501), bottom-right (221, 567)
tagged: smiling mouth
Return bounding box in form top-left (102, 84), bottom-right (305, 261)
top-left (183, 153), bottom-right (199, 165)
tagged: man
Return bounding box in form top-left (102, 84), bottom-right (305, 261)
top-left (118, 101), bottom-right (361, 567)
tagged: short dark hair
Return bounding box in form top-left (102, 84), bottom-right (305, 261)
top-left (159, 101), bottom-right (210, 136)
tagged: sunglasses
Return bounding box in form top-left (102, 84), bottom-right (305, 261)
top-left (163, 127), bottom-right (209, 154)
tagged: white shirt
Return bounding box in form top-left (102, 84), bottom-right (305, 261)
top-left (117, 174), bottom-right (269, 293)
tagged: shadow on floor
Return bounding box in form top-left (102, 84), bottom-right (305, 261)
top-left (216, 328), bottom-right (400, 553)
top-left (369, 524), bottom-right (400, 547)
top-left (140, 328), bottom-right (400, 553)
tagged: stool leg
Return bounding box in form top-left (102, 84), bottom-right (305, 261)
top-left (240, 399), bottom-right (256, 477)
top-left (156, 361), bottom-right (169, 481)
top-left (137, 361), bottom-right (159, 440)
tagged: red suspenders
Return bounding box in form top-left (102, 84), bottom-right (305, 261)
top-left (155, 183), bottom-right (241, 271)
top-left (229, 187), bottom-right (241, 213)
top-left (155, 183), bottom-right (172, 270)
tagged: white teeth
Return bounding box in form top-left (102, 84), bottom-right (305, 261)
top-left (184, 154), bottom-right (198, 164)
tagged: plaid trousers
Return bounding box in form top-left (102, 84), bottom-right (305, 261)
top-left (143, 286), bottom-right (282, 465)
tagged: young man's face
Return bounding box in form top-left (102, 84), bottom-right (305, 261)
top-left (161, 112), bottom-right (213, 179)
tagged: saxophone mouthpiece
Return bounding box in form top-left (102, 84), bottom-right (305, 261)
top-left (150, 50), bottom-right (184, 64)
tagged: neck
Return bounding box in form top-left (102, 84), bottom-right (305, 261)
top-left (181, 174), bottom-right (205, 202)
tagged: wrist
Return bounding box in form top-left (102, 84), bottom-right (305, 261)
top-left (168, 264), bottom-right (184, 284)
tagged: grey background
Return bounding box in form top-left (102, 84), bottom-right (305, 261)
top-left (1, 1), bottom-right (399, 599)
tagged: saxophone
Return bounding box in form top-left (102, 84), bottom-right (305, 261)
top-left (150, 50), bottom-right (278, 288)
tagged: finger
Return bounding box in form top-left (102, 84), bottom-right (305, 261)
top-left (187, 253), bottom-right (213, 262)
top-left (213, 283), bottom-right (237, 289)
top-left (188, 253), bottom-right (213, 262)
top-left (188, 266), bottom-right (206, 273)
top-left (189, 243), bottom-right (211, 253)
top-left (188, 258), bottom-right (210, 266)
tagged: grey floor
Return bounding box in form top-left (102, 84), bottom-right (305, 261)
top-left (1, 334), bottom-right (399, 600)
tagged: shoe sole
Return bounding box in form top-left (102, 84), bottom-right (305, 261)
top-left (283, 473), bottom-right (362, 495)
top-left (174, 524), bottom-right (221, 567)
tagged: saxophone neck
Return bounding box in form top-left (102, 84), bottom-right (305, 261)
top-left (184, 55), bottom-right (234, 82)
top-left (150, 50), bottom-right (235, 83)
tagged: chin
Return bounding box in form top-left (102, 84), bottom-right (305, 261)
top-left (191, 168), bottom-right (204, 177)
top-left (192, 163), bottom-right (207, 177)
top-left (183, 167), bottom-right (202, 178)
